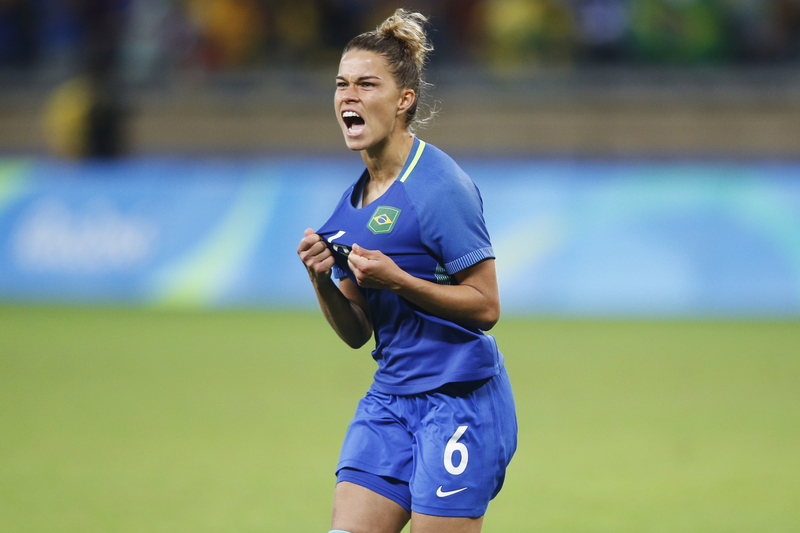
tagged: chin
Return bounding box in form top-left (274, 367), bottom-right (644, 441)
top-left (342, 134), bottom-right (370, 152)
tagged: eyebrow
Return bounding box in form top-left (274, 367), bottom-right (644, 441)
top-left (336, 75), bottom-right (382, 82)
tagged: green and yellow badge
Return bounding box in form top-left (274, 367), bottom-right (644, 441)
top-left (368, 206), bottom-right (401, 235)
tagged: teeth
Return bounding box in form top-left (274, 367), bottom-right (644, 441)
top-left (342, 111), bottom-right (360, 118)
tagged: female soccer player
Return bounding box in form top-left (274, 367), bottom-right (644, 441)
top-left (297, 9), bottom-right (517, 533)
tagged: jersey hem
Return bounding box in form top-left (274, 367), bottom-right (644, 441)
top-left (332, 265), bottom-right (347, 279)
top-left (370, 366), bottom-right (499, 396)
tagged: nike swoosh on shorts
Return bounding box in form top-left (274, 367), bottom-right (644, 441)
top-left (436, 486), bottom-right (468, 497)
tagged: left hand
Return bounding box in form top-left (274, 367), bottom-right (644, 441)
top-left (347, 243), bottom-right (405, 290)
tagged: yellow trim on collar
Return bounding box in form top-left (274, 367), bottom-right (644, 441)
top-left (399, 140), bottom-right (426, 183)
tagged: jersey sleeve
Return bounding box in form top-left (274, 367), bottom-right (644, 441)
top-left (406, 161), bottom-right (495, 276)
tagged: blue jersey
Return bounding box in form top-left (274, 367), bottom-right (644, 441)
top-left (317, 138), bottom-right (503, 395)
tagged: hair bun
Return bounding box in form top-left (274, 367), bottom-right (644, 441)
top-left (377, 9), bottom-right (433, 69)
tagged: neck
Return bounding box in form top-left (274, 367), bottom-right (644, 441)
top-left (361, 130), bottom-right (415, 189)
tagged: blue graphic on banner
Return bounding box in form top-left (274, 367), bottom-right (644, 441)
top-left (0, 157), bottom-right (799, 316)
top-left (463, 160), bottom-right (800, 316)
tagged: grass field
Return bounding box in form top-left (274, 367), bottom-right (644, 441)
top-left (1, 305), bottom-right (798, 532)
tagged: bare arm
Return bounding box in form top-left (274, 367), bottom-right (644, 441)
top-left (347, 243), bottom-right (500, 331)
top-left (297, 229), bottom-right (373, 348)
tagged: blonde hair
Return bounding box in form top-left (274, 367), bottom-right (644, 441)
top-left (343, 9), bottom-right (435, 131)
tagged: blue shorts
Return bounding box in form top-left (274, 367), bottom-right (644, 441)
top-left (336, 366), bottom-right (517, 517)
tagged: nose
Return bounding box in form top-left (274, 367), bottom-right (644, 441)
top-left (340, 84), bottom-right (359, 102)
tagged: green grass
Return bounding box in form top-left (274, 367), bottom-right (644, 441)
top-left (1, 306), bottom-right (798, 532)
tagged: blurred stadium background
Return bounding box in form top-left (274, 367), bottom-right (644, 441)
top-left (2, 0), bottom-right (799, 313)
top-left (1, 2), bottom-right (799, 533)
top-left (1, 0), bottom-right (800, 158)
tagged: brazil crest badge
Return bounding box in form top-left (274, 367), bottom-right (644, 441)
top-left (368, 206), bottom-right (401, 235)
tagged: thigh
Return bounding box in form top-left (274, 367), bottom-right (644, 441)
top-left (410, 512), bottom-right (483, 533)
top-left (332, 481), bottom-right (410, 533)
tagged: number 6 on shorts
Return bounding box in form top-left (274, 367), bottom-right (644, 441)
top-left (444, 425), bottom-right (469, 475)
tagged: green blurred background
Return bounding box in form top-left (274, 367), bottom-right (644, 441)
top-left (2, 307), bottom-right (799, 532)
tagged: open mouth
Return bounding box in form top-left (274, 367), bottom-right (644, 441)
top-left (342, 110), bottom-right (366, 135)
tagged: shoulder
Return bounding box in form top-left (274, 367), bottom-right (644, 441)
top-left (399, 140), bottom-right (493, 266)
top-left (403, 141), bottom-right (480, 204)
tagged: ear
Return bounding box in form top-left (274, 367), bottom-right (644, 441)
top-left (397, 88), bottom-right (416, 116)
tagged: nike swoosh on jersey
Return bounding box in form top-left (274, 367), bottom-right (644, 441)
top-left (436, 486), bottom-right (468, 498)
top-left (327, 230), bottom-right (346, 243)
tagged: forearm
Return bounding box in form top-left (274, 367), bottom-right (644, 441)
top-left (298, 229), bottom-right (372, 349)
top-left (347, 245), bottom-right (500, 331)
top-left (311, 275), bottom-right (373, 349)
top-left (392, 270), bottom-right (500, 331)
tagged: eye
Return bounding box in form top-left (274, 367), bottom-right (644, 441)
top-left (337, 82), bottom-right (347, 88)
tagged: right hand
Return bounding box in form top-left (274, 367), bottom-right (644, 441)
top-left (297, 228), bottom-right (335, 281)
